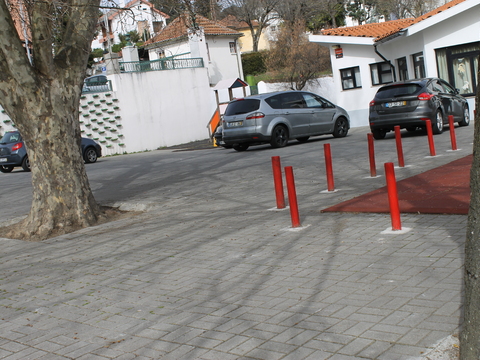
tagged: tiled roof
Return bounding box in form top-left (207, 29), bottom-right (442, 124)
top-left (320, 0), bottom-right (467, 42)
top-left (218, 15), bottom-right (258, 29)
top-left (144, 14), bottom-right (243, 46)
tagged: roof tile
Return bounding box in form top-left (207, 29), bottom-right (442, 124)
top-left (320, 0), bottom-right (467, 41)
top-left (145, 14), bottom-right (242, 46)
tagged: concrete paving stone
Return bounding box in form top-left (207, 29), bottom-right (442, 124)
top-left (257, 340), bottom-right (298, 354)
top-left (397, 328), bottom-right (431, 346)
top-left (279, 346), bottom-right (317, 360)
top-left (357, 339), bottom-right (394, 359)
top-left (197, 330), bottom-right (235, 342)
top-left (325, 319), bottom-right (359, 334)
top-left (337, 337), bottom-right (374, 356)
top-left (76, 354), bottom-right (111, 360)
top-left (212, 334), bottom-right (250, 353)
top-left (0, 340), bottom-right (29, 352)
top-left (198, 349), bottom-right (243, 360)
top-left (229, 337), bottom-right (267, 356)
top-left (3, 349), bottom-right (49, 359)
top-left (225, 319), bottom-right (259, 335)
top-left (92, 345), bottom-right (129, 359)
top-left (416, 329), bottom-right (455, 348)
top-left (303, 338), bottom-right (344, 353)
top-left (330, 305), bottom-right (362, 319)
top-left (370, 323), bottom-right (411, 335)
top-left (380, 343), bottom-right (429, 358)
top-left (213, 318), bottom-right (248, 332)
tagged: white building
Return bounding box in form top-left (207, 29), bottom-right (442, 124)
top-left (93, 0), bottom-right (169, 53)
top-left (143, 14), bottom-right (245, 86)
top-left (309, 0), bottom-right (479, 128)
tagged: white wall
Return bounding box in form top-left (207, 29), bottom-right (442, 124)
top-left (206, 37), bottom-right (243, 85)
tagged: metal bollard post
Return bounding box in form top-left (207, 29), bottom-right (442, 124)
top-left (271, 156), bottom-right (285, 209)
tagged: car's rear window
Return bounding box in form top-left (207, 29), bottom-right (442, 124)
top-left (224, 99), bottom-right (261, 116)
top-left (375, 84), bottom-right (422, 99)
top-left (0, 132), bottom-right (21, 144)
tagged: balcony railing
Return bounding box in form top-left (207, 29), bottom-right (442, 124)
top-left (120, 57), bottom-right (204, 73)
top-left (82, 80), bottom-right (112, 93)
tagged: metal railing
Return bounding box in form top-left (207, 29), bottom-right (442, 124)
top-left (82, 80), bottom-right (112, 94)
top-left (120, 57), bottom-right (204, 73)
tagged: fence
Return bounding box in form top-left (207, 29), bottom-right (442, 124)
top-left (120, 57), bottom-right (204, 73)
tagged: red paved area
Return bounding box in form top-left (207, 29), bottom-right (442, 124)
top-left (322, 155), bottom-right (472, 215)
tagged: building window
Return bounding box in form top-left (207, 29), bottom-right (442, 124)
top-left (229, 42), bottom-right (237, 54)
top-left (436, 42), bottom-right (479, 96)
top-left (413, 52), bottom-right (425, 78)
top-left (340, 67), bottom-right (361, 90)
top-left (370, 62), bottom-right (393, 85)
top-left (397, 57), bottom-right (408, 81)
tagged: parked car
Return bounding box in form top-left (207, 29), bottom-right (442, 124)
top-left (0, 131), bottom-right (102, 173)
top-left (369, 77), bottom-right (470, 139)
top-left (220, 90), bottom-right (350, 151)
top-left (82, 74), bottom-right (109, 93)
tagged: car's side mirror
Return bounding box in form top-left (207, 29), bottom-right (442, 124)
top-left (455, 88), bottom-right (460, 94)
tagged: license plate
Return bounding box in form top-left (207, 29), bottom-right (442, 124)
top-left (386, 101), bottom-right (406, 108)
top-left (0, 158), bottom-right (6, 162)
top-left (229, 121), bottom-right (243, 127)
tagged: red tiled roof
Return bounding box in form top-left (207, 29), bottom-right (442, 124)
top-left (144, 14), bottom-right (243, 46)
top-left (320, 0), bottom-right (467, 42)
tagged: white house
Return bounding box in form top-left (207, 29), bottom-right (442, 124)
top-left (143, 14), bottom-right (245, 86)
top-left (93, 0), bottom-right (169, 52)
top-left (309, 0), bottom-right (479, 128)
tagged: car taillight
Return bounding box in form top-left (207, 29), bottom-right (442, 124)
top-left (246, 112), bottom-right (265, 120)
top-left (369, 100), bottom-right (376, 106)
top-left (418, 92), bottom-right (434, 101)
top-left (11, 142), bottom-right (23, 151)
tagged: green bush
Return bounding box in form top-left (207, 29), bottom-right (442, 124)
top-left (242, 51), bottom-right (267, 77)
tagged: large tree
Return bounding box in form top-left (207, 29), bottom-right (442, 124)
top-left (461, 63), bottom-right (480, 359)
top-left (0, 0), bottom-right (105, 240)
top-left (222, 0), bottom-right (278, 52)
top-left (266, 20), bottom-right (330, 90)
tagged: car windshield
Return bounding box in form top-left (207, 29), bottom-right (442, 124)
top-left (375, 84), bottom-right (422, 99)
top-left (0, 132), bottom-right (21, 144)
top-left (225, 99), bottom-right (261, 116)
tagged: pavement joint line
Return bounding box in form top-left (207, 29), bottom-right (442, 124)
top-left (282, 224), bottom-right (312, 232)
top-left (380, 227), bottom-right (413, 234)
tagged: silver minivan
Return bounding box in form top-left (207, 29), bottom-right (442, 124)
top-left (221, 91), bottom-right (350, 151)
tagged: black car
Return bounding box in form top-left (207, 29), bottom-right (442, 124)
top-left (0, 131), bottom-right (102, 173)
top-left (369, 77), bottom-right (470, 139)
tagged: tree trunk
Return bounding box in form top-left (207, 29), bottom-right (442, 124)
top-left (0, 0), bottom-right (103, 241)
top-left (4, 80), bottom-right (102, 240)
top-left (461, 67), bottom-right (480, 359)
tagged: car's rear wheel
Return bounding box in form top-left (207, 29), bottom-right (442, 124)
top-left (22, 156), bottom-right (30, 172)
top-left (333, 117), bottom-right (349, 138)
top-left (296, 136), bottom-right (310, 143)
top-left (0, 165), bottom-right (14, 173)
top-left (84, 147), bottom-right (98, 163)
top-left (458, 106), bottom-right (470, 127)
top-left (432, 109), bottom-right (444, 134)
top-left (372, 129), bottom-right (386, 140)
top-left (233, 143), bottom-right (249, 152)
top-left (270, 125), bottom-right (288, 148)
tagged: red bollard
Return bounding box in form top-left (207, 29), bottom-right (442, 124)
top-left (384, 162), bottom-right (402, 231)
top-left (448, 115), bottom-right (458, 151)
top-left (367, 133), bottom-right (377, 177)
top-left (425, 120), bottom-right (436, 156)
top-left (324, 143), bottom-right (335, 191)
top-left (285, 166), bottom-right (300, 228)
top-left (271, 156), bottom-right (286, 209)
top-left (394, 126), bottom-right (405, 167)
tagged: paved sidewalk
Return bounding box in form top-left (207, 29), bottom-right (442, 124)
top-left (0, 125), bottom-right (473, 359)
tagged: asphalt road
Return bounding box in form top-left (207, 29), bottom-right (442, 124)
top-left (0, 124), bottom-right (474, 226)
